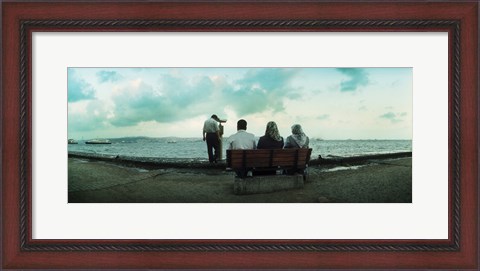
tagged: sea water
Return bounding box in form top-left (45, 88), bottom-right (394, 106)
top-left (68, 137), bottom-right (412, 160)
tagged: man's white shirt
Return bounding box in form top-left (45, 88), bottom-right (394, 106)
top-left (227, 130), bottom-right (256, 150)
top-left (203, 118), bottom-right (219, 133)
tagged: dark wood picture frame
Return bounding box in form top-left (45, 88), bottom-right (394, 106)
top-left (2, 1), bottom-right (478, 269)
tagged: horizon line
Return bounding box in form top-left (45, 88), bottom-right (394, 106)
top-left (71, 136), bottom-right (413, 141)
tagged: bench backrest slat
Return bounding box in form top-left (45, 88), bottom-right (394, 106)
top-left (227, 148), bottom-right (312, 170)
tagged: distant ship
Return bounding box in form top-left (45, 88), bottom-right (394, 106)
top-left (68, 139), bottom-right (78, 144)
top-left (85, 139), bottom-right (111, 144)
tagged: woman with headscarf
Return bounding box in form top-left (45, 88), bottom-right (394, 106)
top-left (284, 124), bottom-right (309, 148)
top-left (257, 121), bottom-right (284, 149)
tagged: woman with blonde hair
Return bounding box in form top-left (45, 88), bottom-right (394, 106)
top-left (257, 121), bottom-right (284, 149)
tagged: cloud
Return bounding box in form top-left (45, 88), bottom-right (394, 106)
top-left (110, 74), bottom-right (215, 126)
top-left (358, 106), bottom-right (367, 111)
top-left (223, 68), bottom-right (301, 116)
top-left (379, 112), bottom-right (404, 123)
top-left (69, 68), bottom-right (304, 130)
top-left (104, 68), bottom-right (302, 127)
top-left (68, 70), bottom-right (96, 102)
top-left (337, 68), bottom-right (370, 92)
top-left (97, 70), bottom-right (123, 83)
top-left (68, 100), bottom-right (110, 132)
top-left (391, 79), bottom-right (401, 87)
top-left (317, 114), bottom-right (330, 120)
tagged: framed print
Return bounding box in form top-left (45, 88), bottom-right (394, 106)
top-left (2, 0), bottom-right (478, 269)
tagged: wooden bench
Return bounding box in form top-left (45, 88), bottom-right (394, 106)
top-left (226, 148), bottom-right (312, 194)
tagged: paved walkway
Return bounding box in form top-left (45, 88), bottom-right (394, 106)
top-left (68, 158), bottom-right (171, 192)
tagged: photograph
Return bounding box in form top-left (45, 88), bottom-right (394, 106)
top-left (68, 67), bottom-right (413, 203)
top-left (3, 1), bottom-right (478, 269)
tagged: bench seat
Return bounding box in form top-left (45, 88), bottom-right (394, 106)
top-left (226, 148), bottom-right (312, 194)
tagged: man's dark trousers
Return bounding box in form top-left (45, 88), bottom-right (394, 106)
top-left (206, 133), bottom-right (219, 163)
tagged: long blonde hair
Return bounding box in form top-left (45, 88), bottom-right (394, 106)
top-left (265, 121), bottom-right (282, 141)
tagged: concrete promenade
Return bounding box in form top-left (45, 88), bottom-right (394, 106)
top-left (68, 157), bottom-right (412, 203)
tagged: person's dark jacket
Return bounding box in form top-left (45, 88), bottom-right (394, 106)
top-left (257, 136), bottom-right (284, 149)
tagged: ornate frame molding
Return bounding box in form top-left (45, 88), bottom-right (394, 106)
top-left (19, 19), bottom-right (460, 252)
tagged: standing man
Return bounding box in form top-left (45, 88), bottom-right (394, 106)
top-left (203, 114), bottom-right (221, 163)
top-left (226, 119), bottom-right (256, 150)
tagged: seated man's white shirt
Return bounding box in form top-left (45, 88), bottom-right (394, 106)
top-left (227, 130), bottom-right (256, 150)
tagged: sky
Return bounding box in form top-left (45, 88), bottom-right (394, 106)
top-left (67, 67), bottom-right (412, 140)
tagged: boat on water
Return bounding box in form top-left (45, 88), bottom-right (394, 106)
top-left (68, 139), bottom-right (78, 144)
top-left (85, 139), bottom-right (111, 144)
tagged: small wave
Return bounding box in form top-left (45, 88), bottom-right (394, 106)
top-left (322, 165), bottom-right (364, 172)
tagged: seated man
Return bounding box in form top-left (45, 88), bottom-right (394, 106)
top-left (227, 119), bottom-right (256, 177)
top-left (227, 119), bottom-right (256, 150)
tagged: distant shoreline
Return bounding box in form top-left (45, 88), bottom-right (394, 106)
top-left (68, 151), bottom-right (412, 169)
top-left (72, 137), bottom-right (412, 141)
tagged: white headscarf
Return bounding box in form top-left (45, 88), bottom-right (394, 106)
top-left (291, 124), bottom-right (307, 147)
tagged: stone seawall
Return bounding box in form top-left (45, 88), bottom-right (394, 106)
top-left (68, 151), bottom-right (412, 170)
